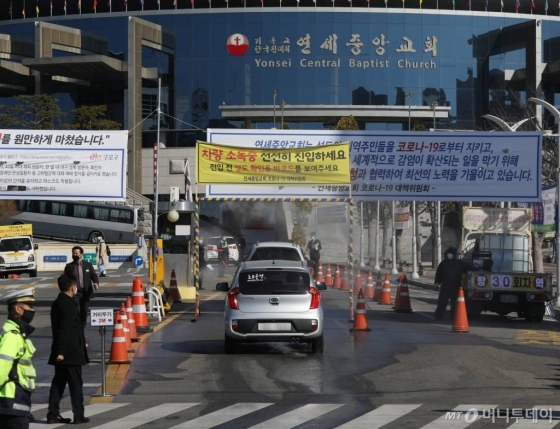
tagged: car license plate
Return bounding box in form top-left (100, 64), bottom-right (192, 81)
top-left (258, 323), bottom-right (291, 331)
top-left (500, 295), bottom-right (518, 303)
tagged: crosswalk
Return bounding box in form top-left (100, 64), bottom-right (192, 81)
top-left (28, 402), bottom-right (560, 428)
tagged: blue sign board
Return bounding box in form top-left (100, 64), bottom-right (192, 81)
top-left (109, 255), bottom-right (132, 263)
top-left (133, 256), bottom-right (144, 267)
top-left (43, 255), bottom-right (67, 263)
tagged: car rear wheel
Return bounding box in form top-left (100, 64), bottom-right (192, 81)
top-left (309, 336), bottom-right (324, 354)
top-left (224, 335), bottom-right (236, 354)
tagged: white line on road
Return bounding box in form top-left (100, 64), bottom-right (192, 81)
top-left (335, 404), bottom-right (422, 429)
top-left (30, 403), bottom-right (129, 428)
top-left (420, 404), bottom-right (498, 429)
top-left (35, 383), bottom-right (101, 388)
top-left (90, 403), bottom-right (200, 429)
top-left (248, 403), bottom-right (345, 429)
top-left (169, 403), bottom-right (274, 429)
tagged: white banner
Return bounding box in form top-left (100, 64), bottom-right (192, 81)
top-left (462, 207), bottom-right (532, 233)
top-left (206, 129), bottom-right (541, 202)
top-left (394, 206), bottom-right (410, 229)
top-left (0, 130), bottom-right (128, 201)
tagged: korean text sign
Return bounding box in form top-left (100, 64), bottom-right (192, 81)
top-left (0, 130), bottom-right (128, 201)
top-left (206, 129), bottom-right (541, 202)
top-left (196, 141), bottom-right (350, 185)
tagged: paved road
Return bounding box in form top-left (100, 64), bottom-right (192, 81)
top-left (4, 267), bottom-right (560, 428)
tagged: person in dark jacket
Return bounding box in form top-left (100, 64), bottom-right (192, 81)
top-left (306, 233), bottom-right (322, 279)
top-left (217, 234), bottom-right (229, 277)
top-left (434, 246), bottom-right (469, 321)
top-left (64, 246), bottom-right (99, 332)
top-left (47, 275), bottom-right (89, 425)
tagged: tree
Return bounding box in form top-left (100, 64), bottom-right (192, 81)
top-left (336, 115), bottom-right (359, 131)
top-left (0, 201), bottom-right (17, 223)
top-left (70, 105), bottom-right (121, 130)
top-left (0, 94), bottom-right (65, 129)
top-left (291, 224), bottom-right (307, 248)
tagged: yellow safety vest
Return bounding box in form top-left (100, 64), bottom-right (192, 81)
top-left (0, 319), bottom-right (36, 417)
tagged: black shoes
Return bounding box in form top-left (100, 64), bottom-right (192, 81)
top-left (47, 415), bottom-right (72, 424)
top-left (100, 273), bottom-right (107, 277)
top-left (73, 417), bottom-right (91, 424)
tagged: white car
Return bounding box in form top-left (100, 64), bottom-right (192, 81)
top-left (204, 236), bottom-right (240, 264)
top-left (216, 260), bottom-right (326, 354)
top-left (244, 241), bottom-right (307, 263)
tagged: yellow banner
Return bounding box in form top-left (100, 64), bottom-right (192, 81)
top-left (0, 224), bottom-right (33, 238)
top-left (196, 141), bottom-right (351, 185)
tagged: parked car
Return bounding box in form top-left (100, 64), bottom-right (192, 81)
top-left (244, 241), bottom-right (308, 263)
top-left (204, 236), bottom-right (240, 263)
top-left (216, 260), bottom-right (326, 354)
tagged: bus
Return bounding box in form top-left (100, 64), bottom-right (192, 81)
top-left (4, 200), bottom-right (144, 244)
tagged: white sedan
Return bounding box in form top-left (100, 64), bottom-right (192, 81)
top-left (204, 236), bottom-right (240, 264)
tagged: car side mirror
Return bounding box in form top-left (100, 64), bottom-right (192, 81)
top-left (216, 282), bottom-right (229, 291)
top-left (33, 244), bottom-right (38, 250)
top-left (316, 282), bottom-right (327, 291)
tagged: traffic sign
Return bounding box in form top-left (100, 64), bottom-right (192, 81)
top-left (90, 309), bottom-right (114, 327)
top-left (133, 256), bottom-right (144, 267)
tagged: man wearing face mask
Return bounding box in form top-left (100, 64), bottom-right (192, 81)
top-left (47, 275), bottom-right (89, 425)
top-left (306, 233), bottom-right (322, 279)
top-left (0, 288), bottom-right (36, 429)
top-left (434, 246), bottom-right (469, 321)
top-left (64, 246), bottom-right (99, 332)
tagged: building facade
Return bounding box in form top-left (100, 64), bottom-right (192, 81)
top-left (0, 3), bottom-right (556, 195)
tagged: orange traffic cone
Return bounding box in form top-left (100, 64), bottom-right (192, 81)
top-left (379, 273), bottom-right (392, 305)
top-left (350, 289), bottom-right (371, 332)
top-left (126, 297), bottom-right (139, 342)
top-left (120, 303), bottom-right (133, 352)
top-left (132, 277), bottom-right (149, 330)
top-left (10, 274), bottom-right (19, 279)
top-left (353, 269), bottom-right (362, 295)
top-left (333, 265), bottom-right (341, 289)
top-left (325, 264), bottom-right (333, 287)
top-left (394, 274), bottom-right (413, 313)
top-left (452, 287), bottom-right (469, 333)
top-left (373, 272), bottom-right (383, 302)
top-left (365, 271), bottom-right (375, 299)
top-left (340, 266), bottom-right (349, 291)
top-left (107, 313), bottom-right (131, 364)
top-left (316, 262), bottom-right (324, 282)
top-left (169, 269), bottom-right (181, 302)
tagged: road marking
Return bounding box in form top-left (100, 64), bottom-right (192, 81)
top-left (90, 403), bottom-right (200, 429)
top-left (248, 403), bottom-right (344, 429)
top-left (169, 403), bottom-right (274, 429)
top-left (420, 404), bottom-right (498, 428)
top-left (35, 383), bottom-right (101, 388)
top-left (335, 404), bottom-right (422, 428)
top-left (30, 403), bottom-right (129, 428)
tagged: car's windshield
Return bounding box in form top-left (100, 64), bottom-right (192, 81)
top-left (0, 238), bottom-right (32, 252)
top-left (238, 270), bottom-right (309, 295)
top-left (250, 248), bottom-right (302, 261)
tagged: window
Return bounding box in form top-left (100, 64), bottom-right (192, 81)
top-left (94, 207), bottom-right (110, 221)
top-left (51, 202), bottom-right (68, 216)
top-left (74, 205), bottom-right (88, 218)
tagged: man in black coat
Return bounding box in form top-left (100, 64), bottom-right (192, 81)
top-left (306, 233), bottom-right (322, 279)
top-left (47, 275), bottom-right (90, 425)
top-left (64, 246), bottom-right (99, 331)
top-left (434, 246), bottom-right (469, 321)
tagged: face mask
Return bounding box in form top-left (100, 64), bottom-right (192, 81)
top-left (447, 253), bottom-right (454, 259)
top-left (311, 236), bottom-right (316, 240)
top-left (72, 255), bottom-right (80, 262)
top-left (21, 309), bottom-right (35, 324)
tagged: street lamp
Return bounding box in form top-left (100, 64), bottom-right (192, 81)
top-left (430, 101), bottom-right (438, 130)
top-left (280, 100), bottom-right (286, 129)
top-left (406, 91), bottom-right (413, 131)
top-left (272, 89), bottom-right (277, 129)
top-left (528, 97), bottom-right (560, 305)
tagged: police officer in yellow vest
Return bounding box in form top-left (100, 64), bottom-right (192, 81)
top-left (0, 288), bottom-right (37, 429)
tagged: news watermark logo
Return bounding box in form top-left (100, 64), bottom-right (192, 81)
top-left (445, 407), bottom-right (554, 424)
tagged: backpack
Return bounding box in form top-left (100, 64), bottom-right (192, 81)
top-left (105, 244), bottom-right (111, 256)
